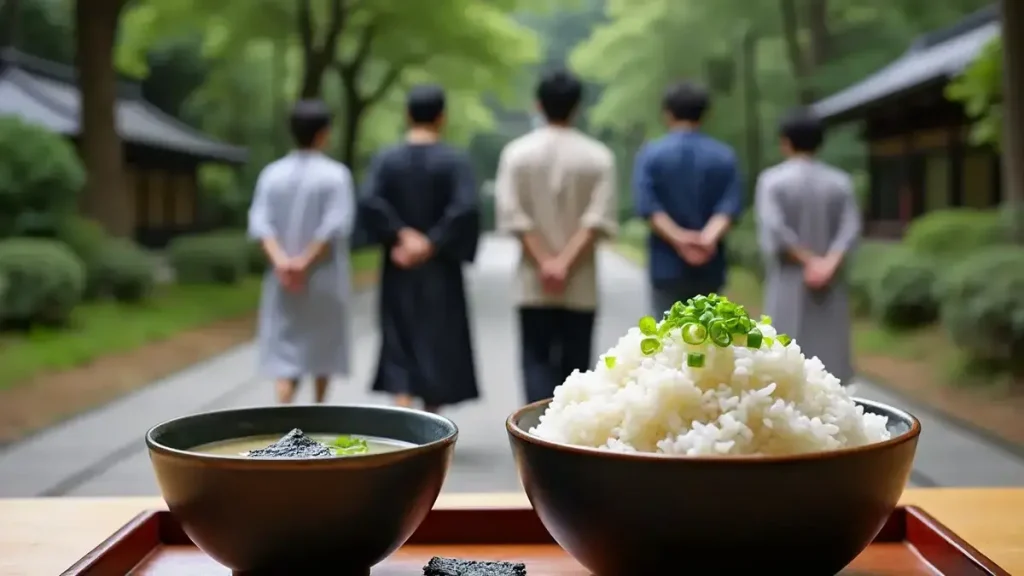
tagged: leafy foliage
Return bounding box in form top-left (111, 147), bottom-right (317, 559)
top-left (0, 116), bottom-right (85, 239)
top-left (938, 247), bottom-right (1024, 373)
top-left (91, 239), bottom-right (157, 303)
top-left (946, 37), bottom-right (1003, 149)
top-left (902, 208), bottom-right (1007, 257)
top-left (0, 238), bottom-right (86, 327)
top-left (167, 233), bottom-right (248, 285)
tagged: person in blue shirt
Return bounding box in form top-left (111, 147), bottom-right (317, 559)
top-left (632, 81), bottom-right (744, 317)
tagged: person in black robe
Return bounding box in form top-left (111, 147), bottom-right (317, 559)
top-left (361, 84), bottom-right (481, 413)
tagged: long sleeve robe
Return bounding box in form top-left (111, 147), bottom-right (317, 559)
top-left (248, 150), bottom-right (356, 380)
top-left (755, 157), bottom-right (861, 384)
top-left (361, 142), bottom-right (481, 407)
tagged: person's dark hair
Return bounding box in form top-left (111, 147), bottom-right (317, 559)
top-left (779, 108), bottom-right (825, 152)
top-left (536, 69), bottom-right (583, 123)
top-left (407, 84), bottom-right (446, 125)
top-left (289, 99), bottom-right (332, 148)
top-left (662, 81), bottom-right (710, 122)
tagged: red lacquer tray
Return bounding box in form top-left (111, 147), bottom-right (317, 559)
top-left (62, 506), bottom-right (1009, 575)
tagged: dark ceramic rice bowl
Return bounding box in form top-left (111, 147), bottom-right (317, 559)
top-left (507, 397), bottom-right (920, 575)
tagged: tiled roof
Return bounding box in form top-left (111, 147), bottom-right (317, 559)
top-left (811, 5), bottom-right (1000, 122)
top-left (0, 49), bottom-right (247, 164)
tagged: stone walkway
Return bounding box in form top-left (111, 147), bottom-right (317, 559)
top-left (0, 236), bottom-right (1022, 497)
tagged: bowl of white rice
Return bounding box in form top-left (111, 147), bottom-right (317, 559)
top-left (506, 294), bottom-right (920, 574)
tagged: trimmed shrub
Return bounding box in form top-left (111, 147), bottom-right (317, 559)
top-left (168, 233), bottom-right (247, 285)
top-left (867, 247), bottom-right (940, 329)
top-left (246, 239), bottom-right (268, 275)
top-left (0, 271), bottom-right (6, 320)
top-left (938, 247), bottom-right (1024, 373)
top-left (92, 239), bottom-right (156, 303)
top-left (903, 209), bottom-right (1004, 258)
top-left (56, 217), bottom-right (109, 299)
top-left (848, 240), bottom-right (898, 317)
top-left (0, 116), bottom-right (85, 238)
top-left (724, 213), bottom-right (763, 279)
top-left (0, 238), bottom-right (85, 327)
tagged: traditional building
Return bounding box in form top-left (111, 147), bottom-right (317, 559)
top-left (811, 6), bottom-right (1000, 238)
top-left (0, 49), bottom-right (247, 248)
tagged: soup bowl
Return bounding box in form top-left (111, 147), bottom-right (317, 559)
top-left (507, 397), bottom-right (920, 575)
top-left (146, 404), bottom-right (457, 575)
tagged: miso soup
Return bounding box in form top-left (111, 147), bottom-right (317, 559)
top-left (191, 433), bottom-right (413, 458)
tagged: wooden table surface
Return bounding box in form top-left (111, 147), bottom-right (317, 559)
top-left (1, 489), bottom-right (1022, 575)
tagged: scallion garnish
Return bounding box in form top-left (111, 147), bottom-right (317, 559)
top-left (634, 294), bottom-right (792, 364)
top-left (639, 316), bottom-right (658, 336)
top-left (605, 356), bottom-right (617, 369)
top-left (640, 337), bottom-right (662, 356)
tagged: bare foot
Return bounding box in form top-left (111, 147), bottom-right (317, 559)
top-left (314, 376), bottom-right (330, 403)
top-left (275, 379), bottom-right (298, 404)
top-left (394, 394), bottom-right (415, 409)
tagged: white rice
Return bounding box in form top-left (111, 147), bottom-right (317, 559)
top-left (530, 321), bottom-right (891, 456)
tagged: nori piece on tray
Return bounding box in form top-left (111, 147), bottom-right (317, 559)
top-left (424, 557), bottom-right (527, 576)
top-left (245, 428), bottom-right (335, 459)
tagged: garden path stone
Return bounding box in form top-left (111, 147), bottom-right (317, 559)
top-left (0, 236), bottom-right (1022, 497)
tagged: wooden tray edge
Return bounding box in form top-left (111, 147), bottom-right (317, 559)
top-left (61, 505), bottom-right (1011, 575)
top-left (61, 511), bottom-right (161, 576)
top-left (903, 506), bottom-right (1011, 576)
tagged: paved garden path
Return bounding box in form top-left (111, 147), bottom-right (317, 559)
top-left (1, 236), bottom-right (1022, 497)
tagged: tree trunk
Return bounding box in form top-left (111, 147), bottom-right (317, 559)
top-left (299, 52), bottom-right (329, 99)
top-left (75, 0), bottom-right (131, 237)
top-left (778, 0), bottom-right (815, 105)
top-left (741, 25), bottom-right (763, 206)
top-left (340, 97), bottom-right (364, 172)
top-left (1, 0), bottom-right (21, 47)
top-left (806, 0), bottom-right (830, 67)
top-left (1001, 0), bottom-right (1024, 243)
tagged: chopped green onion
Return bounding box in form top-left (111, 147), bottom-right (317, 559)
top-left (708, 320), bottom-right (732, 346)
top-left (687, 352), bottom-right (706, 368)
top-left (760, 314), bottom-right (773, 325)
top-left (640, 337), bottom-right (662, 356)
top-left (633, 294), bottom-right (792, 357)
top-left (638, 316), bottom-right (658, 336)
top-left (681, 323), bottom-right (707, 345)
top-left (604, 356), bottom-right (617, 369)
top-left (746, 328), bottom-right (763, 349)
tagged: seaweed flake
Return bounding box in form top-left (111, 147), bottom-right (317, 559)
top-left (424, 556), bottom-right (527, 576)
top-left (245, 428), bottom-right (334, 459)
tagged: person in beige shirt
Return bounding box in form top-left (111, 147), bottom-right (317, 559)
top-left (496, 69), bottom-right (618, 403)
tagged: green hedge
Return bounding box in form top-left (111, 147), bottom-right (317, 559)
top-left (92, 239), bottom-right (156, 303)
top-left (0, 116), bottom-right (84, 238)
top-left (903, 209), bottom-right (1005, 258)
top-left (848, 240), bottom-right (897, 317)
top-left (0, 238), bottom-right (85, 327)
top-left (56, 217), bottom-right (109, 299)
top-left (168, 232), bottom-right (248, 285)
top-left (938, 246), bottom-right (1024, 372)
top-left (868, 247), bottom-right (940, 329)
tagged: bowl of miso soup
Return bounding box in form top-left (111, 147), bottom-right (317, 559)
top-left (146, 404), bottom-right (457, 574)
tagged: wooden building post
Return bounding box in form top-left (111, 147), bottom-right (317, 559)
top-left (1001, 0), bottom-right (1024, 242)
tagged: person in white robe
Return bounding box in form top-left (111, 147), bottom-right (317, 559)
top-left (247, 100), bottom-right (356, 404)
top-left (755, 108), bottom-right (861, 384)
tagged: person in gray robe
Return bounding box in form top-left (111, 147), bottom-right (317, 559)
top-left (755, 108), bottom-right (861, 384)
top-left (247, 100), bottom-right (356, 404)
top-left (361, 85), bottom-right (481, 413)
